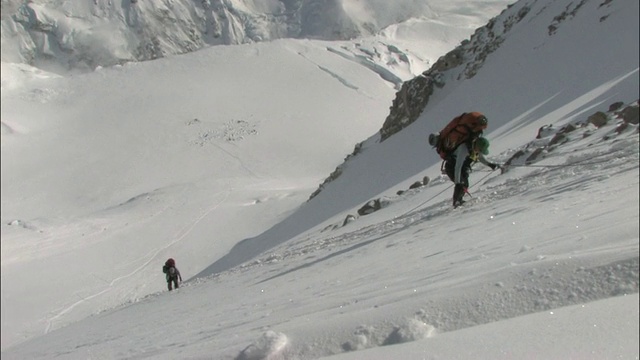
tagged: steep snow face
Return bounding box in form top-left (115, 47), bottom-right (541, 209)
top-left (317, 0), bottom-right (640, 206)
top-left (0, 0), bottom-right (637, 357)
top-left (0, 0), bottom-right (513, 72)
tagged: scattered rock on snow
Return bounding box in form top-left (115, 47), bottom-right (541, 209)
top-left (587, 111), bottom-right (608, 128)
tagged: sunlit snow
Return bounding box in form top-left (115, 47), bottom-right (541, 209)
top-left (1, 0), bottom-right (638, 359)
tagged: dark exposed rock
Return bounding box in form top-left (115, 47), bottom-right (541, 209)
top-left (548, 133), bottom-right (568, 147)
top-left (608, 101), bottom-right (624, 112)
top-left (615, 122), bottom-right (629, 134)
top-left (380, 74), bottom-right (436, 142)
top-left (587, 112), bottom-right (608, 128)
top-left (620, 104), bottom-right (639, 125)
top-left (308, 142), bottom-right (363, 200)
top-left (504, 150), bottom-right (526, 168)
top-left (357, 199), bottom-right (382, 216)
top-left (409, 181), bottom-right (423, 190)
top-left (342, 214), bottom-right (357, 226)
top-left (525, 147), bottom-right (545, 163)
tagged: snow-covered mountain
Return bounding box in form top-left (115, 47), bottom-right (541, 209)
top-left (1, 0), bottom-right (638, 358)
top-left (1, 0), bottom-right (508, 74)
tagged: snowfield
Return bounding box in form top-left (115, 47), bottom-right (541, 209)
top-left (1, 0), bottom-right (638, 358)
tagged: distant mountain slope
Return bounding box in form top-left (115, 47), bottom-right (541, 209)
top-left (0, 0), bottom-right (511, 72)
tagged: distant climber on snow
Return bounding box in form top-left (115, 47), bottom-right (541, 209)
top-left (162, 258), bottom-right (182, 291)
top-left (428, 112), bottom-right (499, 207)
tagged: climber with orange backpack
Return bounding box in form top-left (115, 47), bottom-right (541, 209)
top-left (429, 112), bottom-right (500, 207)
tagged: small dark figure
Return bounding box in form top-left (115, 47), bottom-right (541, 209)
top-left (444, 137), bottom-right (499, 207)
top-left (162, 258), bottom-right (182, 291)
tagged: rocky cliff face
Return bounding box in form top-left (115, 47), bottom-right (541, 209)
top-left (379, 3), bottom-right (531, 142)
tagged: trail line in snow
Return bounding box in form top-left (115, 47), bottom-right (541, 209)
top-left (43, 189), bottom-right (232, 334)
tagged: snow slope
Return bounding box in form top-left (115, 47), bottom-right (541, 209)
top-left (1, 0), bottom-right (638, 358)
top-left (3, 108), bottom-right (638, 358)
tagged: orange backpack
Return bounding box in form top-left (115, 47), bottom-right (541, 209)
top-left (432, 112), bottom-right (488, 160)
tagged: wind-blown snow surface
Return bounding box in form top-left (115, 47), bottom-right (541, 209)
top-left (1, 0), bottom-right (639, 358)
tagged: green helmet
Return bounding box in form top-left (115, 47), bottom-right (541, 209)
top-left (475, 137), bottom-right (490, 155)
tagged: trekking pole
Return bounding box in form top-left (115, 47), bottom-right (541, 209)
top-left (497, 156), bottom-right (615, 169)
top-left (469, 169), bottom-right (495, 189)
top-left (402, 183), bottom-right (452, 215)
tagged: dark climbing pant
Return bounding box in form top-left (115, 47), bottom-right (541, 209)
top-left (444, 158), bottom-right (471, 205)
top-left (167, 276), bottom-right (179, 291)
